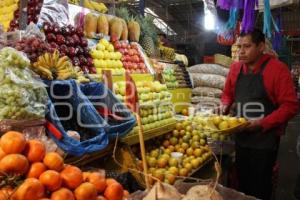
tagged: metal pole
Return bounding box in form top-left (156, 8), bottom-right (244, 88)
top-left (19, 0), bottom-right (28, 30)
top-left (139, 0), bottom-right (145, 16)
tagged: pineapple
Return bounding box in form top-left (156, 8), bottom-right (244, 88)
top-left (140, 36), bottom-right (156, 57)
top-left (138, 16), bottom-right (158, 57)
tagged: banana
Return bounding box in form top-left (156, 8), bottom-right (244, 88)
top-left (84, 0), bottom-right (94, 10)
top-left (56, 72), bottom-right (75, 80)
top-left (32, 51), bottom-right (77, 80)
top-left (90, 1), bottom-right (108, 13)
top-left (56, 56), bottom-right (70, 68)
top-left (35, 66), bottom-right (53, 80)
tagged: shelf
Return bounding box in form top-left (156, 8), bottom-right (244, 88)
top-left (121, 121), bottom-right (177, 145)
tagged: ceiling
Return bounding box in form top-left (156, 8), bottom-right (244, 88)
top-left (123, 0), bottom-right (300, 44)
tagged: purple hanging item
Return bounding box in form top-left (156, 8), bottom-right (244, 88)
top-left (217, 0), bottom-right (232, 10)
top-left (241, 0), bottom-right (257, 33)
top-left (217, 0), bottom-right (244, 10)
top-left (272, 10), bottom-right (282, 51)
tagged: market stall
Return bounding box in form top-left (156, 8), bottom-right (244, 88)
top-left (0, 0), bottom-right (296, 199)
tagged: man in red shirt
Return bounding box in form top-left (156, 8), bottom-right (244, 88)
top-left (220, 29), bottom-right (299, 200)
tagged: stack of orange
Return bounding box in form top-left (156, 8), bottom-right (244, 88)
top-left (0, 131), bottom-right (129, 200)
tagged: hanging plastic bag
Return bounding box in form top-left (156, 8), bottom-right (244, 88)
top-left (80, 82), bottom-right (136, 139)
top-left (45, 80), bottom-right (109, 156)
top-left (22, 22), bottom-right (46, 40)
top-left (38, 0), bottom-right (69, 27)
top-left (0, 47), bottom-right (48, 120)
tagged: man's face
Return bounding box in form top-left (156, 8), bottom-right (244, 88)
top-left (237, 35), bottom-right (265, 65)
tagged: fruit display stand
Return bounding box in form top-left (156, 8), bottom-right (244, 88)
top-left (121, 121), bottom-right (176, 145)
top-left (112, 73), bottom-right (154, 83)
top-left (113, 79), bottom-right (177, 145)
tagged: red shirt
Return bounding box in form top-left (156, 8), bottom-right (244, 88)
top-left (221, 54), bottom-right (299, 135)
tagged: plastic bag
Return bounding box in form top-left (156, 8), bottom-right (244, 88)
top-left (22, 22), bottom-right (45, 40)
top-left (38, 0), bottom-right (69, 27)
top-left (0, 119), bottom-right (45, 134)
top-left (45, 80), bottom-right (109, 156)
top-left (0, 48), bottom-right (48, 120)
top-left (190, 73), bottom-right (226, 89)
top-left (80, 82), bottom-right (136, 139)
top-left (187, 64), bottom-right (229, 77)
top-left (192, 87), bottom-right (223, 98)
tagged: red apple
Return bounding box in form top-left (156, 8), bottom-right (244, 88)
top-left (132, 55), bottom-right (139, 63)
top-left (81, 38), bottom-right (88, 47)
top-left (123, 48), bottom-right (128, 55)
top-left (68, 47), bottom-right (76, 57)
top-left (76, 27), bottom-right (84, 37)
top-left (114, 41), bottom-right (121, 49)
top-left (56, 35), bottom-right (65, 45)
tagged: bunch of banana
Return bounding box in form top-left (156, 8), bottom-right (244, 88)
top-left (159, 44), bottom-right (176, 60)
top-left (84, 0), bottom-right (108, 13)
top-left (74, 66), bottom-right (90, 83)
top-left (32, 50), bottom-right (77, 80)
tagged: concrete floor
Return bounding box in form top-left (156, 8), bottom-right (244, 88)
top-left (276, 114), bottom-right (300, 200)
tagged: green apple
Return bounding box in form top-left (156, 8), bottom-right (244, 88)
top-left (107, 44), bottom-right (114, 52)
top-left (96, 43), bottom-right (106, 51)
top-left (116, 52), bottom-right (122, 60)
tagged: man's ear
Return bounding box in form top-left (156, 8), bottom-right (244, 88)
top-left (258, 42), bottom-right (266, 53)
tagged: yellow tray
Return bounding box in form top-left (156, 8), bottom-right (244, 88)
top-left (205, 122), bottom-right (250, 135)
top-left (121, 121), bottom-right (177, 145)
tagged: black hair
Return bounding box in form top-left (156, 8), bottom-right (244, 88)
top-left (240, 28), bottom-right (265, 45)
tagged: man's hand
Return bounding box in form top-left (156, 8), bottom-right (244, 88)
top-left (245, 120), bottom-right (263, 132)
top-left (213, 104), bottom-right (229, 115)
top-left (231, 120), bottom-right (262, 134)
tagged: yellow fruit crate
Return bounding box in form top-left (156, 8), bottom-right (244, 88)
top-left (121, 120), bottom-right (177, 145)
top-left (112, 74), bottom-right (154, 83)
top-left (169, 88), bottom-right (192, 113)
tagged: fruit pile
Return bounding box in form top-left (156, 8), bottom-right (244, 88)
top-left (150, 59), bottom-right (165, 74)
top-left (15, 37), bottom-right (52, 62)
top-left (173, 64), bottom-right (192, 88)
top-left (195, 115), bottom-right (247, 141)
top-left (0, 47), bottom-right (47, 120)
top-left (27, 0), bottom-right (43, 24)
top-left (91, 38), bottom-right (124, 75)
top-left (138, 119), bottom-right (211, 184)
top-left (114, 81), bottom-right (176, 133)
top-left (43, 22), bottom-right (96, 74)
top-left (0, 0), bottom-right (19, 31)
top-left (83, 0), bottom-right (108, 13)
top-left (163, 68), bottom-right (178, 89)
top-left (159, 45), bottom-right (176, 61)
top-left (114, 41), bottom-right (149, 74)
top-left (10, 0), bottom-right (44, 31)
top-left (0, 131), bottom-right (129, 200)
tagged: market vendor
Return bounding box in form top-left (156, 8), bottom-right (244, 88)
top-left (219, 29), bottom-right (299, 200)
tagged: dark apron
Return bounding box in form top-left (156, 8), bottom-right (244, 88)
top-left (234, 58), bottom-right (279, 150)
